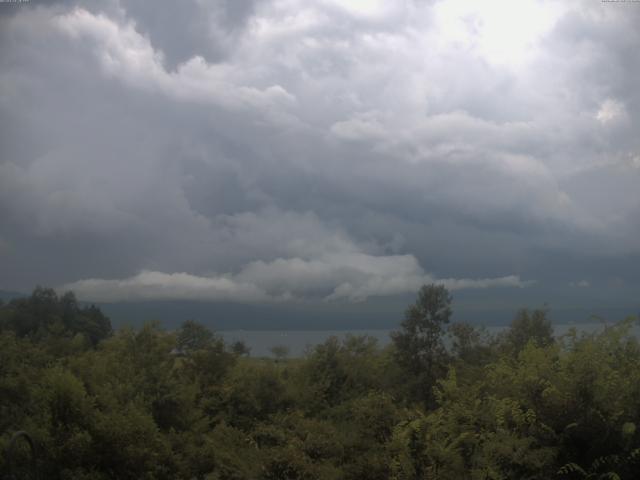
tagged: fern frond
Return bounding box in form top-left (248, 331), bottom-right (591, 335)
top-left (558, 462), bottom-right (587, 477)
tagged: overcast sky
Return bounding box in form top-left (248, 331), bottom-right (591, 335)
top-left (0, 0), bottom-right (638, 311)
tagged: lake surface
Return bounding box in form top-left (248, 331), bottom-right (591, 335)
top-left (220, 322), bottom-right (630, 357)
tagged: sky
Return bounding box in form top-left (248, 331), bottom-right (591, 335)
top-left (0, 0), bottom-right (638, 317)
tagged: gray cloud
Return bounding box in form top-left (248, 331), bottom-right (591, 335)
top-left (1, 1), bottom-right (638, 309)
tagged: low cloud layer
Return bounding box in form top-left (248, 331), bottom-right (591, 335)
top-left (62, 266), bottom-right (528, 304)
top-left (1, 1), bottom-right (639, 308)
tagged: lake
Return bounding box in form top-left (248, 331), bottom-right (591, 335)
top-left (220, 322), bottom-right (631, 357)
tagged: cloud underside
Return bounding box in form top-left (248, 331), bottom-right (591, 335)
top-left (62, 261), bottom-right (529, 303)
top-left (1, 1), bottom-right (639, 303)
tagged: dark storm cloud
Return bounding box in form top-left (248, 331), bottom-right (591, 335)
top-left (119, 0), bottom-right (263, 68)
top-left (0, 0), bottom-right (638, 306)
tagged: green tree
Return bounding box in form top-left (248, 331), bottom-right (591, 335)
top-left (447, 321), bottom-right (495, 373)
top-left (391, 284), bottom-right (452, 406)
top-left (0, 287), bottom-right (111, 346)
top-left (231, 340), bottom-right (251, 357)
top-left (79, 304), bottom-right (112, 347)
top-left (270, 345), bottom-right (290, 362)
top-left (502, 308), bottom-right (554, 354)
top-left (176, 319), bottom-right (214, 352)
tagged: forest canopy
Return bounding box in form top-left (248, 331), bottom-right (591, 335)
top-left (1, 285), bottom-right (639, 479)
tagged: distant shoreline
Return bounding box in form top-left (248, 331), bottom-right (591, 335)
top-left (218, 322), bottom-right (638, 358)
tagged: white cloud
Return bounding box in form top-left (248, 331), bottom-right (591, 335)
top-left (62, 251), bottom-right (531, 303)
top-left (596, 98), bottom-right (627, 125)
top-left (326, 273), bottom-right (530, 303)
top-left (60, 270), bottom-right (272, 303)
top-left (432, 0), bottom-right (565, 68)
top-left (54, 8), bottom-right (296, 111)
top-left (330, 111), bottom-right (387, 141)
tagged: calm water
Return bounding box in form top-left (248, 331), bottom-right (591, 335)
top-left (220, 322), bottom-right (630, 358)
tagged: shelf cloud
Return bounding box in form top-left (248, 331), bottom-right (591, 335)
top-left (62, 266), bottom-right (529, 304)
top-left (1, 0), bottom-right (639, 310)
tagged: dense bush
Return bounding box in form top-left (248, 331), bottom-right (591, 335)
top-left (1, 286), bottom-right (639, 479)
